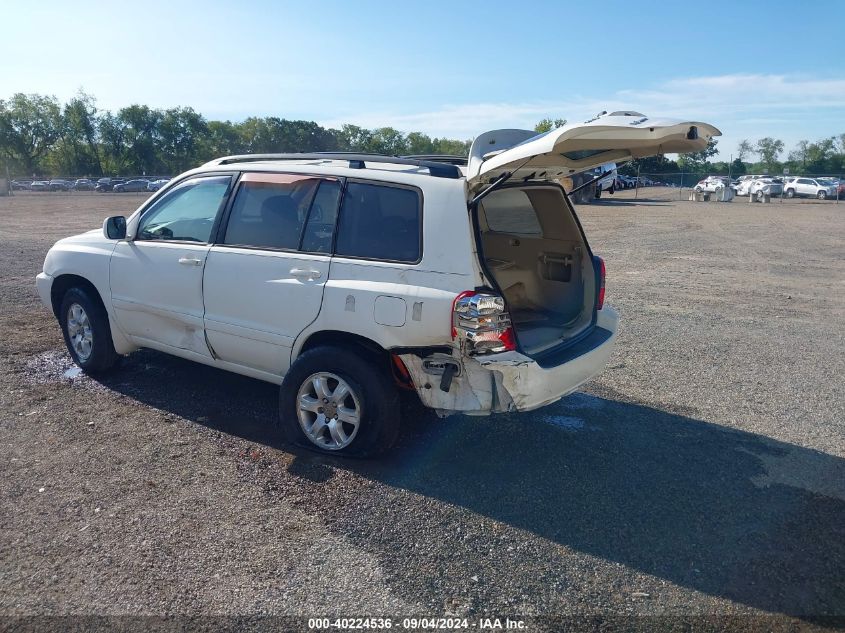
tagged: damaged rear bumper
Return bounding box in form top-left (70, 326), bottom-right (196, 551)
top-left (399, 306), bottom-right (618, 415)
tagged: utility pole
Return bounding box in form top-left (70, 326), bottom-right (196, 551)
top-left (634, 164), bottom-right (640, 199)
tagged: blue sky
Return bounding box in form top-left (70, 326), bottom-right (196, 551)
top-left (2, 0), bottom-right (844, 159)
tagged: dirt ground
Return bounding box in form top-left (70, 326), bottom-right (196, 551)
top-left (1, 189), bottom-right (843, 630)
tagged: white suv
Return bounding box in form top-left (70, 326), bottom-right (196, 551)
top-left (784, 177), bottom-right (837, 199)
top-left (36, 113), bottom-right (719, 456)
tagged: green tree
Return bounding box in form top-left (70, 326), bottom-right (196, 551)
top-left (677, 138), bottom-right (719, 173)
top-left (159, 107), bottom-right (208, 173)
top-left (336, 124), bottom-right (372, 152)
top-left (788, 140), bottom-right (809, 168)
top-left (432, 137), bottom-right (470, 156)
top-left (619, 154), bottom-right (679, 176)
top-left (50, 91), bottom-right (102, 175)
top-left (0, 93), bottom-right (63, 175)
top-left (405, 132), bottom-right (435, 155)
top-left (754, 137), bottom-right (784, 173)
top-left (730, 157), bottom-right (746, 175)
top-left (366, 127), bottom-right (407, 155)
top-left (736, 139), bottom-right (754, 163)
top-left (804, 137), bottom-right (836, 173)
top-left (117, 105), bottom-right (163, 174)
top-left (200, 120), bottom-right (244, 160)
top-left (98, 111), bottom-right (127, 174)
top-left (534, 118), bottom-right (566, 133)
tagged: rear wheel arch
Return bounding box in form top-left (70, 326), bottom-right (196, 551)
top-left (295, 330), bottom-right (390, 367)
top-left (294, 330), bottom-right (415, 390)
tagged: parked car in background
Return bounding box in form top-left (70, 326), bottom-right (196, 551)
top-left (113, 179), bottom-right (149, 193)
top-left (783, 177), bottom-right (837, 199)
top-left (95, 178), bottom-right (126, 192)
top-left (736, 177), bottom-right (783, 200)
top-left (817, 177), bottom-right (844, 198)
top-left (147, 178), bottom-right (170, 191)
top-left (49, 179), bottom-right (72, 191)
top-left (72, 179), bottom-right (95, 191)
top-left (30, 181), bottom-right (50, 191)
top-left (694, 176), bottom-right (729, 193)
top-left (594, 162), bottom-right (618, 197)
top-left (11, 180), bottom-right (32, 190)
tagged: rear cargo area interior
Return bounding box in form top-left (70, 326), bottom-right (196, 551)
top-left (478, 185), bottom-right (597, 356)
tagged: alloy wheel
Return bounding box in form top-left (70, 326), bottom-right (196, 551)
top-left (66, 303), bottom-right (93, 362)
top-left (296, 372), bottom-right (362, 450)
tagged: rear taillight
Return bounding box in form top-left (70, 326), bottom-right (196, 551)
top-left (452, 291), bottom-right (516, 355)
top-left (594, 256), bottom-right (606, 310)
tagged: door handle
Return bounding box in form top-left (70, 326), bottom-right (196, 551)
top-left (290, 268), bottom-right (322, 280)
top-left (178, 257), bottom-right (203, 266)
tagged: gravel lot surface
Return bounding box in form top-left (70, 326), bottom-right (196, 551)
top-left (1, 190), bottom-right (843, 631)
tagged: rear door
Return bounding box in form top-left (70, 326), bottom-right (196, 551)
top-left (466, 113), bottom-right (721, 191)
top-left (202, 172), bottom-right (342, 377)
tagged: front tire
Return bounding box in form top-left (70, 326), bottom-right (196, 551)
top-left (817, 190), bottom-right (827, 200)
top-left (279, 346), bottom-right (400, 457)
top-left (59, 287), bottom-right (120, 373)
top-left (786, 189), bottom-right (795, 198)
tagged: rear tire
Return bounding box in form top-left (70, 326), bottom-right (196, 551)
top-left (279, 346), bottom-right (400, 457)
top-left (59, 287), bottom-right (120, 373)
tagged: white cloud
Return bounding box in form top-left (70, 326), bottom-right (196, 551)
top-left (320, 74), bottom-right (845, 158)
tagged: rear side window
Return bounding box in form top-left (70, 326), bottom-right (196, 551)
top-left (223, 174), bottom-right (322, 250)
top-left (335, 182), bottom-right (421, 263)
top-left (482, 189), bottom-right (543, 236)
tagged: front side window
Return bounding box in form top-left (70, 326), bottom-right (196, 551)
top-left (137, 175), bottom-right (231, 243)
top-left (335, 182), bottom-right (421, 263)
top-left (223, 174), bottom-right (324, 250)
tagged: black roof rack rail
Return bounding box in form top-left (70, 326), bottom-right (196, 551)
top-left (211, 152), bottom-right (462, 179)
top-left (401, 154), bottom-right (468, 166)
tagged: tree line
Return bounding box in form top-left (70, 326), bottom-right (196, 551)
top-left (622, 134), bottom-right (845, 178)
top-left (0, 92), bottom-right (472, 177)
top-left (3, 92), bottom-right (843, 178)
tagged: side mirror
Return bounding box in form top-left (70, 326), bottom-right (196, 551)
top-left (103, 215), bottom-right (127, 240)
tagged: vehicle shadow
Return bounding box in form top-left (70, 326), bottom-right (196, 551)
top-left (94, 349), bottom-right (845, 620)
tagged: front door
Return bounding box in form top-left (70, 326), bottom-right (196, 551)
top-left (202, 173), bottom-right (342, 377)
top-left (110, 174), bottom-right (233, 358)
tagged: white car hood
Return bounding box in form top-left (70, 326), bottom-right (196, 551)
top-left (467, 113), bottom-right (721, 191)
